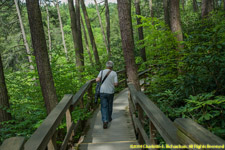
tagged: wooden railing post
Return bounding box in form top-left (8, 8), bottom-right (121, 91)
top-left (149, 120), bottom-right (157, 145)
top-left (88, 83), bottom-right (93, 109)
top-left (137, 104), bottom-right (145, 144)
top-left (47, 133), bottom-right (57, 150)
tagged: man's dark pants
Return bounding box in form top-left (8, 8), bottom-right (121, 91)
top-left (100, 93), bottom-right (114, 122)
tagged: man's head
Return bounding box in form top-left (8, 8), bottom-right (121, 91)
top-left (106, 61), bottom-right (114, 69)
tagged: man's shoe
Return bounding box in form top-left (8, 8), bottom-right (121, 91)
top-left (103, 122), bottom-right (108, 129)
top-left (109, 118), bottom-right (112, 122)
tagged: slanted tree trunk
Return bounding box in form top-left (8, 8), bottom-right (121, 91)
top-left (54, 0), bottom-right (68, 60)
top-left (81, 15), bottom-right (93, 65)
top-left (81, 0), bottom-right (100, 67)
top-left (117, 0), bottom-right (140, 91)
top-left (75, 0), bottom-right (84, 66)
top-left (193, 0), bottom-right (199, 12)
top-left (44, 1), bottom-right (52, 62)
top-left (201, 0), bottom-right (214, 18)
top-left (105, 0), bottom-right (111, 57)
top-left (94, 0), bottom-right (110, 58)
top-left (149, 0), bottom-right (154, 17)
top-left (169, 0), bottom-right (183, 49)
top-left (26, 0), bottom-right (58, 115)
top-left (14, 0), bottom-right (34, 70)
top-left (134, 0), bottom-right (146, 62)
top-left (163, 0), bottom-right (170, 27)
top-left (68, 0), bottom-right (84, 67)
top-left (0, 54), bottom-right (12, 123)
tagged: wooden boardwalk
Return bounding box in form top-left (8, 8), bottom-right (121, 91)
top-left (78, 89), bottom-right (137, 150)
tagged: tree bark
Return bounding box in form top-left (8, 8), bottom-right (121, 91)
top-left (45, 1), bottom-right (52, 62)
top-left (149, 0), bottom-right (154, 17)
top-left (105, 0), bottom-right (111, 57)
top-left (80, 0), bottom-right (100, 67)
top-left (68, 0), bottom-right (84, 67)
top-left (193, 0), bottom-right (199, 12)
top-left (169, 0), bottom-right (183, 49)
top-left (14, 0), bottom-right (34, 71)
top-left (26, 0), bottom-right (58, 114)
top-left (134, 0), bottom-right (146, 62)
top-left (94, 0), bottom-right (110, 58)
top-left (201, 0), bottom-right (214, 18)
top-left (163, 0), bottom-right (170, 27)
top-left (117, 0), bottom-right (140, 90)
top-left (224, 0), bottom-right (225, 11)
top-left (54, 0), bottom-right (68, 60)
top-left (0, 54), bottom-right (12, 123)
top-left (81, 15), bottom-right (94, 65)
top-left (182, 0), bottom-right (185, 11)
top-left (75, 0), bottom-right (84, 66)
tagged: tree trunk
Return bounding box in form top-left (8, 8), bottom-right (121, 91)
top-left (94, 0), bottom-right (110, 58)
top-left (45, 1), bottom-right (52, 62)
top-left (54, 0), bottom-right (68, 60)
top-left (134, 0), bottom-right (146, 62)
top-left (201, 0), bottom-right (214, 18)
top-left (163, 0), bottom-right (170, 27)
top-left (68, 0), bottom-right (84, 67)
top-left (149, 0), bottom-right (154, 17)
top-left (105, 0), bottom-right (111, 58)
top-left (26, 0), bottom-right (58, 114)
top-left (193, 0), bottom-right (199, 12)
top-left (224, 0), bottom-right (225, 11)
top-left (182, 0), bottom-right (185, 11)
top-left (14, 0), bottom-right (34, 71)
top-left (0, 54), bottom-right (12, 123)
top-left (80, 0), bottom-right (100, 67)
top-left (81, 15), bottom-right (94, 65)
top-left (117, 0), bottom-right (140, 91)
top-left (75, 0), bottom-right (84, 66)
top-left (169, 0), bottom-right (183, 49)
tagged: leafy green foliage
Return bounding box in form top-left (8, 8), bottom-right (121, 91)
top-left (140, 10), bottom-right (225, 139)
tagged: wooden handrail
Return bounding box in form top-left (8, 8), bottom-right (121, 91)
top-left (174, 118), bottom-right (225, 145)
top-left (128, 84), bottom-right (180, 147)
top-left (128, 81), bottom-right (225, 148)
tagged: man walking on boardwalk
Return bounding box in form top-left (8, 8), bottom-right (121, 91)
top-left (96, 61), bottom-right (118, 129)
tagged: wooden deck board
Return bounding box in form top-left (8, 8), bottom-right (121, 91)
top-left (78, 89), bottom-right (137, 150)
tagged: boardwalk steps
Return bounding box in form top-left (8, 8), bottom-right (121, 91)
top-left (78, 89), bottom-right (138, 150)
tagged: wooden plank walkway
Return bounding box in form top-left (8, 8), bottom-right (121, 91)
top-left (78, 89), bottom-right (138, 150)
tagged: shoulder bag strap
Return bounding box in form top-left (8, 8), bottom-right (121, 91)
top-left (101, 70), bottom-right (111, 84)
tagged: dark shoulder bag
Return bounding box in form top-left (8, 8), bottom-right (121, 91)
top-left (94, 70), bottom-right (111, 104)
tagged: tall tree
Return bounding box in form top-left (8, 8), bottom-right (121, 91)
top-left (201, 0), bottom-right (214, 18)
top-left (105, 0), bottom-right (111, 56)
top-left (181, 0), bottom-right (185, 11)
top-left (0, 54), bottom-right (12, 124)
top-left (169, 0), bottom-right (183, 49)
top-left (44, 1), bottom-right (52, 62)
top-left (94, 0), bottom-right (110, 58)
top-left (224, 0), bottom-right (225, 11)
top-left (163, 0), bottom-right (170, 27)
top-left (26, 0), bottom-right (58, 114)
top-left (54, 0), bottom-right (68, 60)
top-left (75, 0), bottom-right (84, 66)
top-left (80, 0), bottom-right (100, 67)
top-left (193, 0), bottom-right (199, 12)
top-left (14, 0), bottom-right (34, 71)
top-left (117, 0), bottom-right (140, 90)
top-left (68, 0), bottom-right (84, 67)
top-left (81, 14), bottom-right (93, 65)
top-left (149, 0), bottom-right (154, 17)
top-left (134, 0), bottom-right (146, 62)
